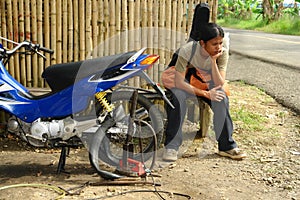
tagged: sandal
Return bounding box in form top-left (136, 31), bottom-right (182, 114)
top-left (218, 148), bottom-right (247, 160)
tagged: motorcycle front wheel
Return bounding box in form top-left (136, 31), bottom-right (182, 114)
top-left (89, 90), bottom-right (164, 173)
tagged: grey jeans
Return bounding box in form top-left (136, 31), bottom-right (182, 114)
top-left (164, 88), bottom-right (237, 151)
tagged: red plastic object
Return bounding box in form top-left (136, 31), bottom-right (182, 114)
top-left (119, 158), bottom-right (145, 176)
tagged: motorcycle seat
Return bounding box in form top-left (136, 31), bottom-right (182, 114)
top-left (42, 51), bottom-right (136, 92)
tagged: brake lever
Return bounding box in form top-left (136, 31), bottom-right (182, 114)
top-left (35, 50), bottom-right (47, 59)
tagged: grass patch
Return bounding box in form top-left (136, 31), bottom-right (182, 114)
top-left (232, 106), bottom-right (267, 132)
top-left (218, 15), bottom-right (300, 36)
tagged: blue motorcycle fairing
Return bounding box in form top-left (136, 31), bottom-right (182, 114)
top-left (0, 53), bottom-right (155, 123)
top-left (0, 62), bottom-right (30, 95)
top-left (42, 51), bottom-right (136, 92)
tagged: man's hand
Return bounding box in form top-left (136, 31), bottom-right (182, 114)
top-left (208, 85), bottom-right (226, 101)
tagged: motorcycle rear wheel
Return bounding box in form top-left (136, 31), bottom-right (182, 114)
top-left (89, 90), bottom-right (164, 173)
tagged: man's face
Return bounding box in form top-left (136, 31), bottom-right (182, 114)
top-left (201, 36), bottom-right (223, 56)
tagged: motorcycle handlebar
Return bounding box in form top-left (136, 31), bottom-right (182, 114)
top-left (38, 46), bottom-right (54, 54)
top-left (1, 40), bottom-right (54, 57)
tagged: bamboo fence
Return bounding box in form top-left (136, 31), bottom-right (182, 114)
top-left (0, 0), bottom-right (217, 121)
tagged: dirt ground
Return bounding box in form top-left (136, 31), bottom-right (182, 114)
top-left (0, 81), bottom-right (299, 200)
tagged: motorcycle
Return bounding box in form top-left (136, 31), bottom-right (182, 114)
top-left (0, 36), bottom-right (173, 179)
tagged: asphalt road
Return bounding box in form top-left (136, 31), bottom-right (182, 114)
top-left (224, 28), bottom-right (300, 114)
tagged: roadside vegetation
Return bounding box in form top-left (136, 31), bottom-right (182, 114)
top-left (217, 0), bottom-right (300, 36)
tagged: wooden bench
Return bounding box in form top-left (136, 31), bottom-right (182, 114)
top-left (143, 90), bottom-right (212, 138)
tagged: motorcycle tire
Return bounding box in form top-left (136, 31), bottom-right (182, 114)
top-left (89, 90), bottom-right (164, 171)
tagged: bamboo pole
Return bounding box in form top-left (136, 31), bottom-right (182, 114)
top-left (62, 0), bottom-right (68, 63)
top-left (165, 0), bottom-right (172, 63)
top-left (50, 0), bottom-right (57, 65)
top-left (31, 0), bottom-right (38, 87)
top-left (109, 0), bottom-right (116, 55)
top-left (37, 0), bottom-right (44, 87)
top-left (68, 0), bottom-right (74, 61)
top-left (147, 0), bottom-right (153, 54)
top-left (140, 0), bottom-right (148, 88)
top-left (121, 0), bottom-right (128, 53)
top-left (182, 0), bottom-right (188, 41)
top-left (171, 0), bottom-right (177, 53)
top-left (79, 0), bottom-right (85, 60)
top-left (103, 0), bottom-right (109, 56)
top-left (176, 0), bottom-right (182, 47)
top-left (12, 0), bottom-right (20, 83)
top-left (0, 1), bottom-right (7, 47)
top-left (115, 0), bottom-right (121, 54)
top-left (92, 0), bottom-right (99, 58)
top-left (141, 0), bottom-right (147, 48)
top-left (44, 0), bottom-right (51, 85)
top-left (0, 1), bottom-right (6, 123)
top-left (158, 0), bottom-right (166, 85)
top-left (97, 0), bottom-right (104, 57)
top-left (212, 0), bottom-right (218, 22)
top-left (24, 0), bottom-right (32, 87)
top-left (128, 0), bottom-right (135, 87)
top-left (187, 0), bottom-right (194, 39)
top-left (18, 0), bottom-right (26, 86)
top-left (128, 0), bottom-right (134, 51)
top-left (73, 0), bottom-right (79, 61)
top-left (85, 0), bottom-right (92, 57)
top-left (153, 0), bottom-right (159, 83)
top-left (6, 0), bottom-right (14, 77)
top-left (56, 0), bottom-right (62, 63)
top-left (134, 0), bottom-right (141, 87)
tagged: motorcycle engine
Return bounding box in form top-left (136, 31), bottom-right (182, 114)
top-left (7, 117), bottom-right (77, 147)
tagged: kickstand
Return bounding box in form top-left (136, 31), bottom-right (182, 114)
top-left (57, 146), bottom-right (70, 174)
